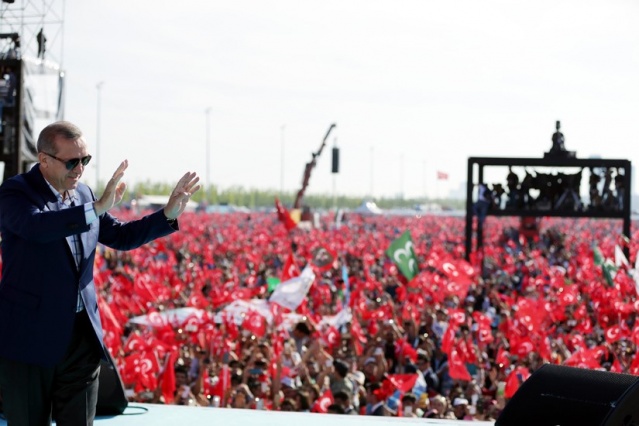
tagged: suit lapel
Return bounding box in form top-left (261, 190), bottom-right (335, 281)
top-left (76, 191), bottom-right (97, 273)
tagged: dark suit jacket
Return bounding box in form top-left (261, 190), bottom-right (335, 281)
top-left (0, 164), bottom-right (176, 367)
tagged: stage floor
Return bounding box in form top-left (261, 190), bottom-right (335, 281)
top-left (1, 403), bottom-right (494, 425)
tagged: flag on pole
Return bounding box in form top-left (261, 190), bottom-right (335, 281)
top-left (160, 349), bottom-right (178, 404)
top-left (281, 252), bottom-right (300, 282)
top-left (593, 244), bottom-right (617, 287)
top-left (436, 171), bottom-right (449, 180)
top-left (274, 197), bottom-right (298, 231)
top-left (266, 277), bottom-right (281, 292)
top-left (386, 231), bottom-right (419, 280)
top-left (269, 265), bottom-right (315, 310)
top-left (615, 245), bottom-right (630, 268)
top-left (311, 389), bottom-right (334, 413)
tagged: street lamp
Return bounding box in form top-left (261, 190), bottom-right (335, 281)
top-left (205, 107), bottom-right (211, 202)
top-left (96, 81), bottom-right (104, 190)
top-left (280, 124), bottom-right (286, 194)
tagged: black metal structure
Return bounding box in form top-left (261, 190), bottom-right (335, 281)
top-left (0, 57), bottom-right (36, 181)
top-left (465, 155), bottom-right (632, 260)
top-left (1, 0), bottom-right (66, 182)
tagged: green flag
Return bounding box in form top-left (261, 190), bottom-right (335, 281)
top-left (267, 276), bottom-right (281, 292)
top-left (386, 230), bottom-right (419, 280)
top-left (593, 244), bottom-right (617, 287)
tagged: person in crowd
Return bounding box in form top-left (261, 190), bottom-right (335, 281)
top-left (229, 384), bottom-right (254, 409)
top-left (0, 120), bottom-right (200, 425)
top-left (401, 393), bottom-right (420, 417)
top-left (326, 403), bottom-right (345, 414)
top-left (452, 397), bottom-right (474, 420)
top-left (329, 359), bottom-right (354, 397)
top-left (364, 382), bottom-right (391, 416)
top-left (332, 390), bottom-right (357, 414)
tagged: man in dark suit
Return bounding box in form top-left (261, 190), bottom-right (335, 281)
top-left (0, 121), bottom-right (200, 425)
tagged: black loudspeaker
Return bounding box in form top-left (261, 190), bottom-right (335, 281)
top-left (96, 351), bottom-right (128, 416)
top-left (496, 364), bottom-right (639, 426)
top-left (331, 147), bottom-right (339, 174)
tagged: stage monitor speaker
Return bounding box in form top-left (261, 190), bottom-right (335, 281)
top-left (331, 147), bottom-right (339, 174)
top-left (96, 350), bottom-right (129, 416)
top-left (496, 364), bottom-right (639, 426)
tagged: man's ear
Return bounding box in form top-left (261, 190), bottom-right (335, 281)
top-left (38, 152), bottom-right (49, 168)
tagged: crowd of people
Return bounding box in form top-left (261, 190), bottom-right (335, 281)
top-left (92, 208), bottom-right (637, 421)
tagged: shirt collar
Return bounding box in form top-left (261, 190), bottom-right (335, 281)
top-left (46, 181), bottom-right (78, 205)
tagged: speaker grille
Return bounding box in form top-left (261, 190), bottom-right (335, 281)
top-left (496, 364), bottom-right (639, 426)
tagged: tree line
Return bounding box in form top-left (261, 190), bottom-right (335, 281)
top-left (109, 180), bottom-right (464, 210)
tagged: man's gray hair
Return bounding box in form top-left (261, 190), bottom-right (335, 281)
top-left (37, 121), bottom-right (83, 154)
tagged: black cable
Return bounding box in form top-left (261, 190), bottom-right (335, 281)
top-left (119, 405), bottom-right (149, 415)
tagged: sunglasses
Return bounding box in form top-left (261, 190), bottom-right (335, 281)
top-left (43, 152), bottom-right (92, 170)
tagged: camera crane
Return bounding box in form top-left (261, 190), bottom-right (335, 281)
top-left (293, 123), bottom-right (336, 209)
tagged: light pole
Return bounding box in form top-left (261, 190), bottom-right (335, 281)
top-left (400, 153), bottom-right (404, 200)
top-left (423, 159), bottom-right (427, 200)
top-left (96, 81), bottom-right (104, 190)
top-left (280, 124), bottom-right (286, 194)
top-left (370, 146), bottom-right (374, 199)
top-left (205, 107), bottom-right (211, 203)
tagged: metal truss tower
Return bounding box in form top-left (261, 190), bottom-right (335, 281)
top-left (0, 0), bottom-right (66, 181)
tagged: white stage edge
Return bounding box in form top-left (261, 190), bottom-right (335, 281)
top-left (1, 403), bottom-right (495, 426)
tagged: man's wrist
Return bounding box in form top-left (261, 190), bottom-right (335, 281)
top-left (164, 210), bottom-right (177, 225)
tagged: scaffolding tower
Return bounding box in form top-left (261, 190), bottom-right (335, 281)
top-left (0, 0), bottom-right (65, 181)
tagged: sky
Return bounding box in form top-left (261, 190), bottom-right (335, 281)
top-left (30, 0), bottom-right (639, 200)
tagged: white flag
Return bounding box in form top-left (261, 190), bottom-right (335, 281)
top-left (269, 265), bottom-right (315, 310)
top-left (615, 245), bottom-right (630, 268)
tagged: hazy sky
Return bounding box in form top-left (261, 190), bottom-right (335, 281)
top-left (55, 0), bottom-right (639, 200)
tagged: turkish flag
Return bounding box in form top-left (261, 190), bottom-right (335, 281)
top-left (181, 312), bottom-right (203, 334)
top-left (395, 340), bottom-right (418, 363)
top-left (447, 348), bottom-right (471, 381)
top-left (136, 351), bottom-right (160, 392)
top-left (496, 347), bottom-right (511, 370)
top-left (322, 326), bottom-right (341, 350)
top-left (564, 346), bottom-right (605, 369)
top-left (504, 366), bottom-right (530, 399)
top-left (386, 374), bottom-right (419, 393)
top-left (274, 197), bottom-right (297, 231)
top-left (441, 325), bottom-right (456, 354)
top-left (441, 261), bottom-right (472, 286)
top-left (311, 389), bottom-right (334, 413)
top-left (123, 332), bottom-right (147, 353)
top-left (351, 320), bottom-right (367, 356)
top-left (160, 349), bottom-right (178, 404)
top-left (97, 294), bottom-right (124, 336)
top-left (242, 310), bottom-right (267, 338)
top-left (604, 324), bottom-right (624, 344)
top-left (210, 364), bottom-right (231, 400)
top-left (281, 252), bottom-right (300, 282)
top-left (448, 309), bottom-right (467, 326)
top-left (437, 171), bottom-right (449, 180)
